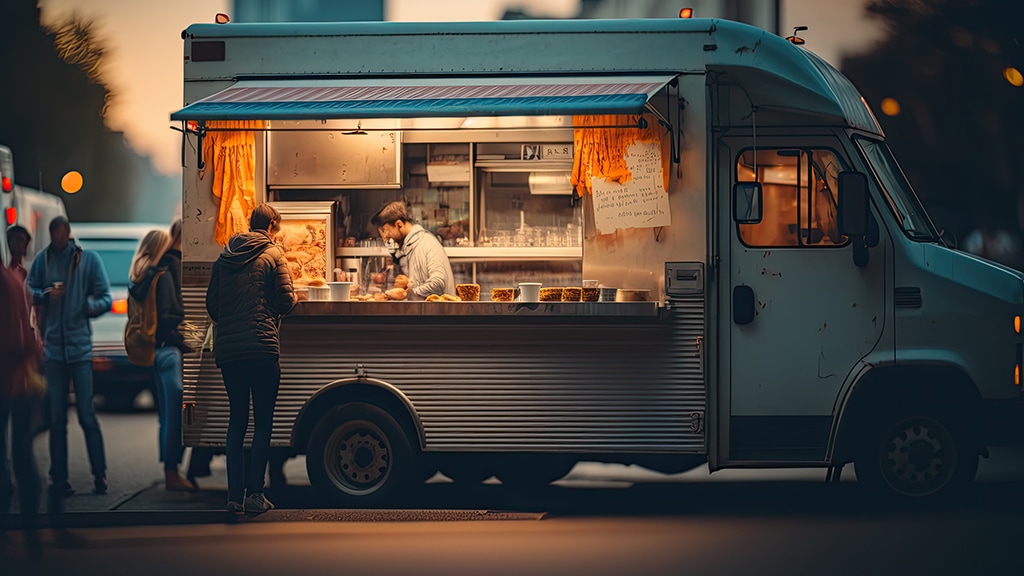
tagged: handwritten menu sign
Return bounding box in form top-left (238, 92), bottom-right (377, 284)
top-left (591, 142), bottom-right (671, 235)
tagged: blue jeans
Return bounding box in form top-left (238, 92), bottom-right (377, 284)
top-left (222, 358), bottom-right (280, 504)
top-left (46, 360), bottom-right (106, 484)
top-left (153, 346), bottom-right (184, 471)
top-left (0, 396), bottom-right (41, 521)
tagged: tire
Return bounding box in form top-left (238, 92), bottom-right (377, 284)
top-left (855, 407), bottom-right (978, 500)
top-left (306, 403), bottom-right (417, 507)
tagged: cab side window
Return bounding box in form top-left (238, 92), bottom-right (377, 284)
top-left (736, 148), bottom-right (847, 248)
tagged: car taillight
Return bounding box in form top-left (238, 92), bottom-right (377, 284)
top-left (112, 299), bottom-right (128, 314)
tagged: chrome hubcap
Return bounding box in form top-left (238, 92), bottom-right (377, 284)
top-left (882, 419), bottom-right (953, 495)
top-left (325, 422), bottom-right (391, 495)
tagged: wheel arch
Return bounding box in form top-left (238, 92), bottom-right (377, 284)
top-left (292, 378), bottom-right (425, 453)
top-left (828, 362), bottom-right (984, 464)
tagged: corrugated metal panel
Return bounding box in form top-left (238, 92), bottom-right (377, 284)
top-left (184, 280), bottom-right (705, 454)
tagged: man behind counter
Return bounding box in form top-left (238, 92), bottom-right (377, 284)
top-left (371, 201), bottom-right (455, 301)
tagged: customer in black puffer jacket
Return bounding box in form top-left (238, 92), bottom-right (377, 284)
top-left (206, 203), bottom-right (296, 514)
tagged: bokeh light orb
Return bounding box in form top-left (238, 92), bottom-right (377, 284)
top-left (61, 170), bottom-right (83, 194)
top-left (1004, 67), bottom-right (1023, 87)
top-left (880, 97), bottom-right (901, 116)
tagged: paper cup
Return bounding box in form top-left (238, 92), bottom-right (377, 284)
top-left (516, 282), bottom-right (542, 302)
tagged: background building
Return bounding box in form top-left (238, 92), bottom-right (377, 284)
top-left (233, 0), bottom-right (383, 22)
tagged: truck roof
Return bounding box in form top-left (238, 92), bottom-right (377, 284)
top-left (178, 18), bottom-right (880, 134)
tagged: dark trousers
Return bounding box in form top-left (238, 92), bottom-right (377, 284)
top-left (46, 360), bottom-right (106, 484)
top-left (0, 396), bottom-right (41, 522)
top-left (221, 358), bottom-right (281, 503)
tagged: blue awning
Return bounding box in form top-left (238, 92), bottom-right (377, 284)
top-left (170, 75), bottom-right (676, 121)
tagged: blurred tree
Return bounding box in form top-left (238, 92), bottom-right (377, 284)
top-left (0, 0), bottom-right (144, 222)
top-left (843, 0), bottom-right (1024, 266)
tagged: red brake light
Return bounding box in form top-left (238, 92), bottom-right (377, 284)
top-left (5, 206), bottom-right (15, 225)
top-left (1, 176), bottom-right (11, 192)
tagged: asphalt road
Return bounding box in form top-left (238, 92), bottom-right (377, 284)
top-left (3, 410), bottom-right (1022, 576)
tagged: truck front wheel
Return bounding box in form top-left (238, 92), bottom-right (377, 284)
top-left (855, 408), bottom-right (978, 500)
top-left (307, 403), bottom-right (417, 507)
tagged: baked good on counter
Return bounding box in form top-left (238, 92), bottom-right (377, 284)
top-left (539, 287), bottom-right (563, 302)
top-left (394, 274), bottom-right (410, 289)
top-left (456, 283), bottom-right (480, 301)
top-left (425, 293), bottom-right (462, 302)
top-left (561, 287), bottom-right (582, 301)
top-left (581, 287), bottom-right (600, 302)
top-left (491, 287), bottom-right (514, 302)
top-left (384, 287), bottom-right (408, 300)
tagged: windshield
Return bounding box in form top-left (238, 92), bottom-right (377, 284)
top-left (75, 240), bottom-right (137, 287)
top-left (855, 137), bottom-right (939, 242)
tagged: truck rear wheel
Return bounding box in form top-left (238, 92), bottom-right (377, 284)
top-left (855, 407), bottom-right (978, 500)
top-left (306, 403), bottom-right (417, 507)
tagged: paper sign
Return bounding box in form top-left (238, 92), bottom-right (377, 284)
top-left (591, 141), bottom-right (671, 235)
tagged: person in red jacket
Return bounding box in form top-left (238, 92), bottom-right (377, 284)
top-left (0, 262), bottom-right (43, 548)
top-left (206, 203), bottom-right (296, 514)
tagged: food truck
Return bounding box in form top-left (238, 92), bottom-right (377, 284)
top-left (172, 17), bottom-right (1024, 505)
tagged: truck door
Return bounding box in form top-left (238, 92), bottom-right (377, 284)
top-left (715, 136), bottom-right (888, 466)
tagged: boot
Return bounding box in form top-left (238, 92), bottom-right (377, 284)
top-left (165, 470), bottom-right (197, 492)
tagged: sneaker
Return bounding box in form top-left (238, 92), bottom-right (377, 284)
top-left (92, 477), bottom-right (107, 495)
top-left (243, 492), bottom-right (274, 514)
top-left (226, 501), bottom-right (244, 514)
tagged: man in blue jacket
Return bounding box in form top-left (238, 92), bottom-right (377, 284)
top-left (26, 216), bottom-right (112, 497)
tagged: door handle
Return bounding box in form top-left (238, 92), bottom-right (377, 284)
top-left (733, 285), bottom-right (755, 325)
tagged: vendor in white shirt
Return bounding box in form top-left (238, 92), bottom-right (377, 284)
top-left (371, 201), bottom-right (455, 301)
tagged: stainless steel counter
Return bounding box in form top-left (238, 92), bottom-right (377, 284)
top-left (291, 300), bottom-right (662, 319)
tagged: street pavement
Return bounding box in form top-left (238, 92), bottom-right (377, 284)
top-left (5, 408), bottom-right (1023, 528)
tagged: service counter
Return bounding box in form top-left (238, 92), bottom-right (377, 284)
top-left (288, 300), bottom-right (664, 325)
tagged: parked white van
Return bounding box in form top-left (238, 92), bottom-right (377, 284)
top-left (72, 222), bottom-right (164, 411)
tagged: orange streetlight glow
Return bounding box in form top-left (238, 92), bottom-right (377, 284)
top-left (880, 97), bottom-right (901, 116)
top-left (61, 170), bottom-right (83, 194)
top-left (1004, 67), bottom-right (1023, 87)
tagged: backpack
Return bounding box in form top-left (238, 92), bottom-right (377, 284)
top-left (124, 270), bottom-right (165, 367)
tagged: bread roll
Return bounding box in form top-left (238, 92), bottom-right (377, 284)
top-left (384, 287), bottom-right (408, 300)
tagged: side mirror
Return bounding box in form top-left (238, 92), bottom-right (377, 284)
top-left (838, 171), bottom-right (870, 268)
top-left (838, 171), bottom-right (868, 236)
top-left (733, 182), bottom-right (762, 224)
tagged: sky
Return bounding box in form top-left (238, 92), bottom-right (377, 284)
top-left (37, 0), bottom-right (881, 177)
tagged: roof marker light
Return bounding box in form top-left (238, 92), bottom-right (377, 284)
top-left (679, 8), bottom-right (693, 18)
top-left (785, 26), bottom-right (808, 45)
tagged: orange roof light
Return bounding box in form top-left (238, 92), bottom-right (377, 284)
top-left (1015, 315), bottom-right (1021, 334)
top-left (679, 8), bottom-right (693, 18)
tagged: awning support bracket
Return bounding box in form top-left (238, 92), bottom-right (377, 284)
top-left (643, 80), bottom-right (682, 165)
top-left (170, 121), bottom-right (208, 170)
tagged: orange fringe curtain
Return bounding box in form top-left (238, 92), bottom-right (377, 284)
top-left (201, 120), bottom-right (264, 246)
top-left (570, 114), bottom-right (670, 196)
